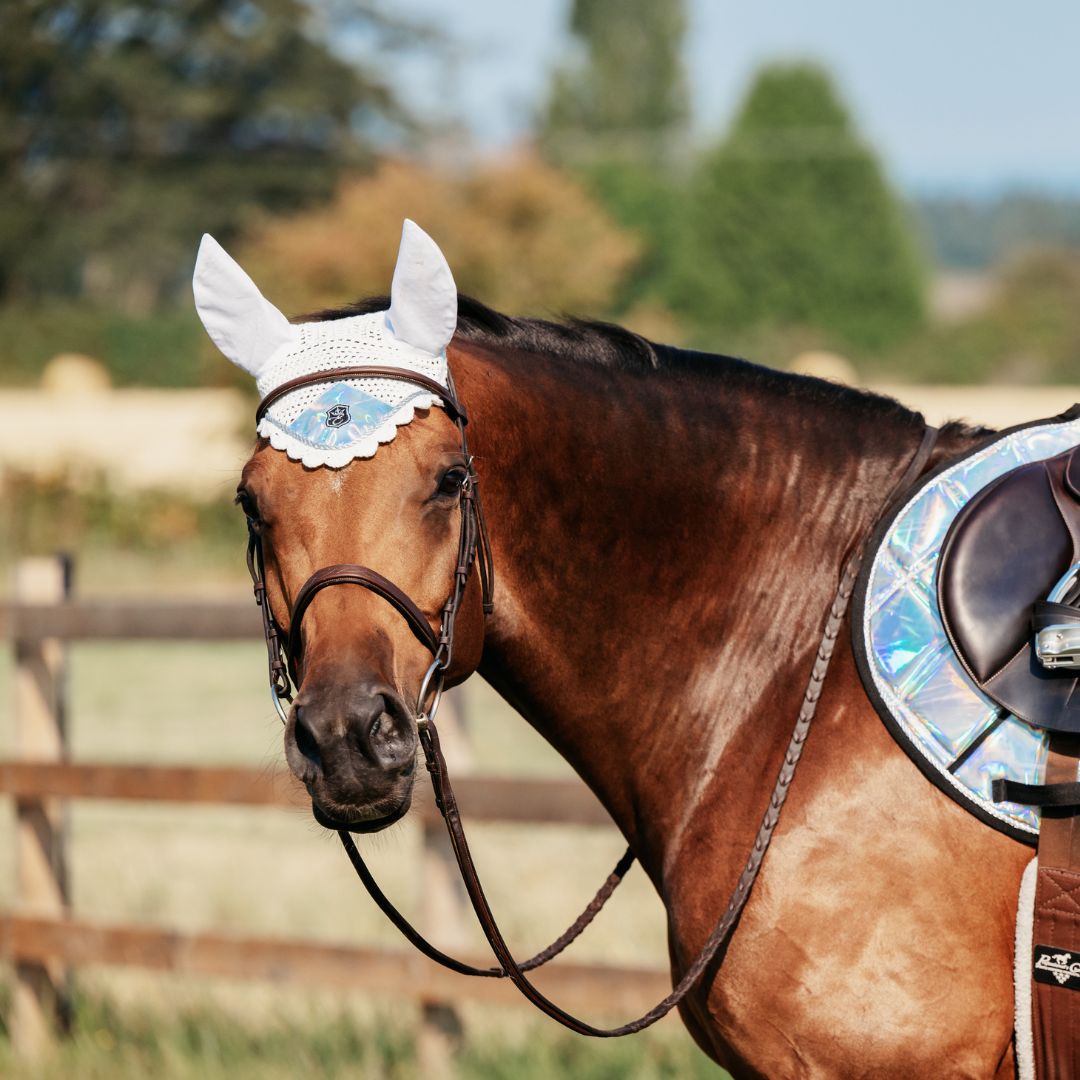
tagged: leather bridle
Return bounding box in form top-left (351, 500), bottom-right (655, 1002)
top-left (246, 365), bottom-right (493, 721)
top-left (244, 361), bottom-right (940, 1037)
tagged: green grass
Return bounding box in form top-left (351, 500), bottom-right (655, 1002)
top-left (0, 987), bottom-right (413, 1080)
top-left (0, 984), bottom-right (720, 1079)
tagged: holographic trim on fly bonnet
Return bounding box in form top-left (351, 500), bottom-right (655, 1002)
top-left (192, 220), bottom-right (458, 468)
top-left (858, 412), bottom-right (1080, 840)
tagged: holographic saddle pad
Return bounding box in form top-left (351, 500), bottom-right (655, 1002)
top-left (853, 407), bottom-right (1080, 843)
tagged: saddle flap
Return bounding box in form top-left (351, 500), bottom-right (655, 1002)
top-left (938, 447), bottom-right (1080, 732)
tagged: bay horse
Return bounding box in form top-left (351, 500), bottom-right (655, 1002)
top-left (237, 296), bottom-right (1028, 1078)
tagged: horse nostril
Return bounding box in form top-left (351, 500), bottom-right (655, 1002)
top-left (294, 711), bottom-right (322, 769)
top-left (362, 699), bottom-right (414, 770)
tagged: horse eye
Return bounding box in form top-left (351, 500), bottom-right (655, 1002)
top-left (437, 467), bottom-right (468, 498)
top-left (235, 489), bottom-right (261, 525)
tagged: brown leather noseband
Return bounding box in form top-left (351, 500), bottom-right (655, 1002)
top-left (244, 363), bottom-right (940, 1038)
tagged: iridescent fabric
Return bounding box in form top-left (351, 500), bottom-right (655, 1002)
top-left (862, 415), bottom-right (1080, 837)
top-left (267, 381), bottom-right (435, 460)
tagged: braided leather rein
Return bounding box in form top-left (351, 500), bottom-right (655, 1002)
top-left (245, 363), bottom-right (938, 1037)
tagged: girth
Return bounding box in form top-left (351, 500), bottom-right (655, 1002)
top-left (244, 363), bottom-right (940, 1037)
top-left (1030, 734), bottom-right (1080, 1080)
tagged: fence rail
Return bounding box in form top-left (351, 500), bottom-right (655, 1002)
top-left (0, 761), bottom-right (615, 825)
top-left (0, 599), bottom-right (259, 640)
top-left (0, 915), bottom-right (670, 1016)
top-left (0, 557), bottom-right (667, 1061)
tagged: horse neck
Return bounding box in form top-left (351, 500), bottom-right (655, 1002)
top-left (454, 340), bottom-right (929, 890)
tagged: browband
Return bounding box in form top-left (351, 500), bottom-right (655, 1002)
top-left (255, 365), bottom-right (467, 426)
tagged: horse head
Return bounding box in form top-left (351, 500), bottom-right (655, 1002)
top-left (195, 222), bottom-right (486, 832)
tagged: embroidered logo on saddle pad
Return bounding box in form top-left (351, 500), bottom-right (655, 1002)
top-left (1034, 946), bottom-right (1080, 989)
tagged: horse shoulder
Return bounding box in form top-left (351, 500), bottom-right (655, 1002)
top-left (663, 647), bottom-right (1028, 1078)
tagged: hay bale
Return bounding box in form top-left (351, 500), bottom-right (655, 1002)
top-left (41, 353), bottom-right (111, 395)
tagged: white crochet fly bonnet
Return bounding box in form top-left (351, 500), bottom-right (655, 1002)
top-left (192, 220), bottom-right (457, 468)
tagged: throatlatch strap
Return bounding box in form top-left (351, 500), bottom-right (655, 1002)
top-left (1032, 734), bottom-right (1080, 1079)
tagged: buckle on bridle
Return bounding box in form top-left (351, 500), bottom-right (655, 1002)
top-left (415, 656), bottom-right (447, 730)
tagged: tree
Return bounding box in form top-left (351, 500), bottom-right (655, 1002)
top-left (673, 63), bottom-right (926, 352)
top-left (885, 248), bottom-right (1080, 383)
top-left (0, 0), bottom-right (414, 308)
top-left (538, 0), bottom-right (689, 324)
top-left (240, 157), bottom-right (639, 318)
top-left (540, 0), bottom-right (689, 164)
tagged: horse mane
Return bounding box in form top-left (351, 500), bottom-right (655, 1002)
top-left (297, 294), bottom-right (662, 373)
top-left (297, 294), bottom-right (986, 440)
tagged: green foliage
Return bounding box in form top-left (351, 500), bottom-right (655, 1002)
top-left (672, 63), bottom-right (926, 352)
top-left (0, 303), bottom-right (216, 388)
top-left (580, 160), bottom-right (689, 320)
top-left (0, 990), bottom-right (414, 1080)
top-left (541, 0), bottom-right (689, 163)
top-left (914, 194), bottom-right (1080, 270)
top-left (537, 0), bottom-right (690, 326)
top-left (460, 1028), bottom-right (721, 1080)
top-left (882, 248), bottom-right (1080, 383)
top-left (0, 473), bottom-right (242, 571)
top-left (0, 0), bottom-right (414, 308)
top-left (242, 157), bottom-right (639, 317)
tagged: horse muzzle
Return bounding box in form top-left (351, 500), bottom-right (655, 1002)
top-left (285, 681), bottom-right (418, 833)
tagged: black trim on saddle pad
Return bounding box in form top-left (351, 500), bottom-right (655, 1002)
top-left (851, 403), bottom-right (1080, 847)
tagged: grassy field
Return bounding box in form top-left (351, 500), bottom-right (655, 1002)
top-left (0, 987), bottom-right (719, 1080)
top-left (0, 562), bottom-right (724, 1077)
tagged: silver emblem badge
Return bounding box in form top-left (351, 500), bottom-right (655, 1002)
top-left (325, 403), bottom-right (351, 429)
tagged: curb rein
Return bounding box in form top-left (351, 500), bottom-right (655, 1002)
top-left (245, 364), bottom-right (939, 1038)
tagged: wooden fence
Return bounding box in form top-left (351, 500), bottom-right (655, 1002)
top-left (0, 556), bottom-right (670, 1061)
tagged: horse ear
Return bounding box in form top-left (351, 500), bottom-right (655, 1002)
top-left (192, 234), bottom-right (296, 379)
top-left (387, 219), bottom-right (457, 355)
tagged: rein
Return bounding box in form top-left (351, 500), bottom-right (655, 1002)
top-left (245, 364), bottom-right (939, 1037)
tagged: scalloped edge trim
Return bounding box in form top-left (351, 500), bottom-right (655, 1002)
top-left (256, 391), bottom-right (442, 469)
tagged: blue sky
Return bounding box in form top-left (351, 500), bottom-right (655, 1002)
top-left (384, 0), bottom-right (1080, 195)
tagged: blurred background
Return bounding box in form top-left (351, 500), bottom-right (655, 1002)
top-left (1, 1), bottom-right (1078, 1076)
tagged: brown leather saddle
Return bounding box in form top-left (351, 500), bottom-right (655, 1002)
top-left (939, 445), bottom-right (1080, 734)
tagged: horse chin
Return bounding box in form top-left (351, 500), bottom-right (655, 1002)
top-left (309, 788), bottom-right (413, 834)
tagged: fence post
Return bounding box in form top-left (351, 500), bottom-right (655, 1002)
top-left (11, 555), bottom-right (72, 1056)
top-left (418, 690), bottom-right (472, 1078)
